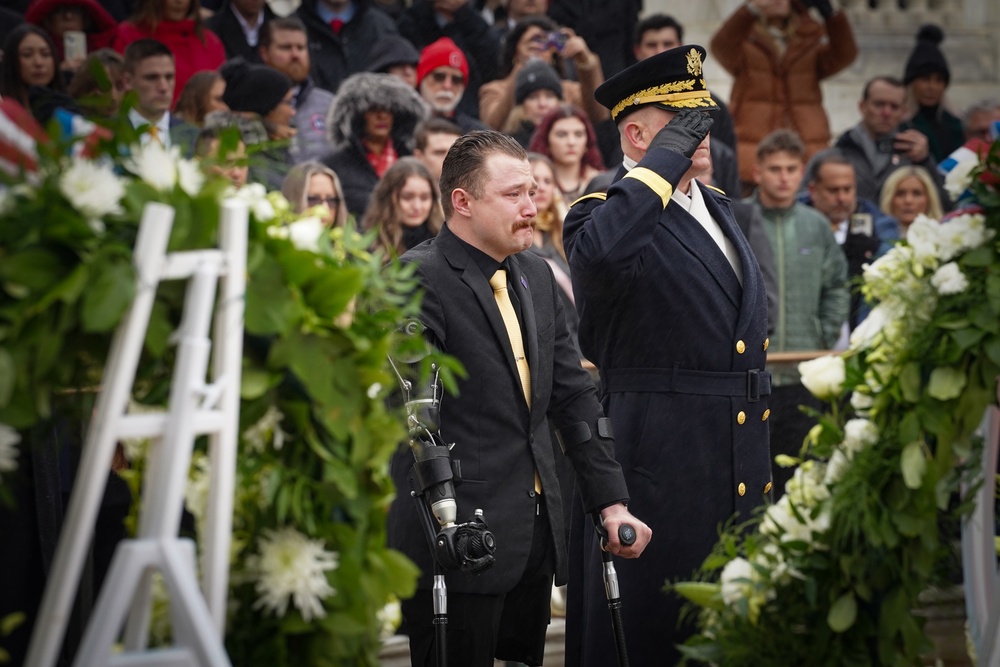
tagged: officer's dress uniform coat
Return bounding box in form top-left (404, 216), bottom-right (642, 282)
top-left (563, 147), bottom-right (772, 665)
top-left (387, 225), bottom-right (629, 643)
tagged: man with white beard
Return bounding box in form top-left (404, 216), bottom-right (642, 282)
top-left (416, 37), bottom-right (487, 134)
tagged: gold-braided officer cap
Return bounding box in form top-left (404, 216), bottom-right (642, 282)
top-left (595, 45), bottom-right (719, 122)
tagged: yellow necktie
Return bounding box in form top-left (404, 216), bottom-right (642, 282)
top-left (490, 269), bottom-right (541, 495)
top-left (148, 125), bottom-right (162, 145)
top-left (489, 269), bottom-right (531, 407)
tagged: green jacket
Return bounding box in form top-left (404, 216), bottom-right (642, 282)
top-left (748, 195), bottom-right (849, 382)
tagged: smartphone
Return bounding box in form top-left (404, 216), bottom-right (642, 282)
top-left (849, 213), bottom-right (873, 237)
top-left (64, 30), bottom-right (87, 61)
top-left (544, 31), bottom-right (567, 51)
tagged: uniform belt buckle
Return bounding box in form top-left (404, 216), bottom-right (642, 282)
top-left (746, 369), bottom-right (760, 403)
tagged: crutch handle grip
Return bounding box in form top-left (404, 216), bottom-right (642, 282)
top-left (594, 520), bottom-right (637, 549)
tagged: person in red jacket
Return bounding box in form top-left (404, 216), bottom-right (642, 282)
top-left (112, 0), bottom-right (225, 106)
top-left (25, 0), bottom-right (118, 78)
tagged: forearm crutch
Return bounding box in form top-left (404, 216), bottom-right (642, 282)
top-left (593, 516), bottom-right (636, 667)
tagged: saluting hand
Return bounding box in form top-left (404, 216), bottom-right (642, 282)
top-left (648, 109), bottom-right (714, 159)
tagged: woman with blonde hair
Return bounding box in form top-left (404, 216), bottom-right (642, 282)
top-left (362, 157), bottom-right (443, 258)
top-left (282, 161), bottom-right (351, 229)
top-left (879, 165), bottom-right (943, 238)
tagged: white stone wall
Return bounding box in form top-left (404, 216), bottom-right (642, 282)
top-left (642, 0), bottom-right (1000, 137)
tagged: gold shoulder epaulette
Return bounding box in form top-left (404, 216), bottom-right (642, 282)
top-left (569, 192), bottom-right (607, 207)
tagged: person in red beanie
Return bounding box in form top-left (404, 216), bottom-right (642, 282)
top-left (416, 36), bottom-right (485, 134)
top-left (25, 0), bottom-right (118, 78)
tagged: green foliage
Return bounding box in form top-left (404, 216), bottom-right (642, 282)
top-left (0, 106), bottom-right (423, 664)
top-left (676, 142), bottom-right (1000, 665)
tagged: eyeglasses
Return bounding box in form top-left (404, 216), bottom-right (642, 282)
top-left (430, 70), bottom-right (464, 87)
top-left (307, 195), bottom-right (341, 208)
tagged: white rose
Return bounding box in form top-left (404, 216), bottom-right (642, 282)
top-left (906, 215), bottom-right (942, 265)
top-left (930, 262), bottom-right (969, 295)
top-left (720, 557), bottom-right (753, 606)
top-left (842, 418), bottom-right (879, 455)
top-left (798, 355), bottom-right (845, 400)
top-left (824, 449), bottom-right (850, 485)
top-left (286, 217), bottom-right (327, 252)
top-left (850, 390), bottom-right (874, 413)
top-left (59, 158), bottom-right (125, 219)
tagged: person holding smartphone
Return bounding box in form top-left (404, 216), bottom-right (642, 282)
top-left (24, 0), bottom-right (118, 78)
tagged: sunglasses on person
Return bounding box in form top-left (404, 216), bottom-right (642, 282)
top-left (307, 195), bottom-right (341, 208)
top-left (430, 70), bottom-right (464, 87)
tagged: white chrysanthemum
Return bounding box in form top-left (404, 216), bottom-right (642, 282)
top-left (798, 355), bottom-right (845, 400)
top-left (248, 527), bottom-right (338, 622)
top-left (242, 404), bottom-right (287, 453)
top-left (59, 158), bottom-right (125, 219)
top-left (0, 423), bottom-right (22, 479)
top-left (720, 557), bottom-right (753, 606)
top-left (125, 142), bottom-right (178, 191)
top-left (931, 262), bottom-right (969, 295)
top-left (944, 156), bottom-right (978, 200)
top-left (176, 157), bottom-right (205, 196)
top-left (286, 216), bottom-right (327, 252)
top-left (949, 213), bottom-right (993, 253)
top-left (842, 419), bottom-right (879, 455)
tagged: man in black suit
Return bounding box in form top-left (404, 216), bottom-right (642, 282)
top-left (387, 130), bottom-right (651, 667)
top-left (563, 46), bottom-right (772, 666)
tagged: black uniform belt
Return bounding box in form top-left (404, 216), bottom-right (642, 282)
top-left (602, 366), bottom-right (771, 402)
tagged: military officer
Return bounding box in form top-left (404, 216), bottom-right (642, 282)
top-left (563, 45), bottom-right (773, 665)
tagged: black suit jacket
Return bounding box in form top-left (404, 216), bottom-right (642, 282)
top-left (387, 225), bottom-right (628, 595)
top-left (205, 3), bottom-right (276, 63)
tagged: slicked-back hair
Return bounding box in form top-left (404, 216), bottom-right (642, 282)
top-left (756, 128), bottom-right (806, 162)
top-left (440, 130), bottom-right (527, 219)
top-left (633, 13), bottom-right (684, 46)
top-left (260, 16), bottom-right (307, 49)
top-left (861, 75), bottom-right (904, 101)
top-left (123, 38), bottom-right (174, 74)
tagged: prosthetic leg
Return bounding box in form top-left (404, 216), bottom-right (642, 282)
top-left (389, 347), bottom-right (496, 667)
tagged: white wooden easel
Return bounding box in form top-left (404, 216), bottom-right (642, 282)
top-left (24, 199), bottom-right (248, 667)
top-left (963, 399), bottom-right (1000, 667)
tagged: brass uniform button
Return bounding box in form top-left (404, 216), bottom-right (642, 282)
top-left (736, 340), bottom-right (746, 354)
top-left (763, 338), bottom-right (769, 352)
top-left (738, 482), bottom-right (746, 497)
top-left (762, 408), bottom-right (770, 421)
top-left (763, 481), bottom-right (773, 494)
top-left (737, 411), bottom-right (746, 425)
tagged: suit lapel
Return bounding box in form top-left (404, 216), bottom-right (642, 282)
top-left (701, 186), bottom-right (763, 340)
top-left (439, 228), bottom-right (528, 409)
top-left (662, 193), bottom-right (742, 310)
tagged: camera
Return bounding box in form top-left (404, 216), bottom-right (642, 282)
top-left (542, 31), bottom-right (567, 51)
top-left (875, 133), bottom-right (897, 154)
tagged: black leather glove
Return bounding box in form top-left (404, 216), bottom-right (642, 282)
top-left (648, 109), bottom-right (714, 159)
top-left (801, 0), bottom-right (835, 18)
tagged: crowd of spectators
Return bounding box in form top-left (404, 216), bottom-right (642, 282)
top-left (3, 0), bottom-right (999, 420)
